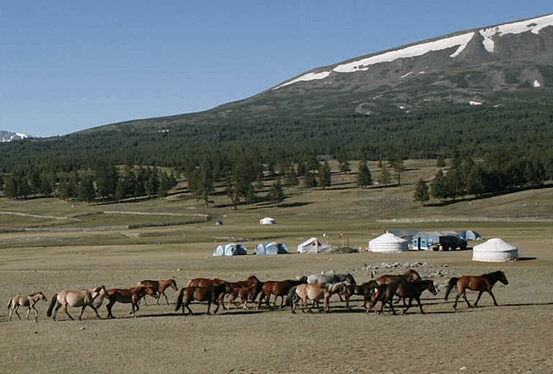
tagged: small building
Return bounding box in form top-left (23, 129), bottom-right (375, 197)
top-left (254, 242), bottom-right (288, 255)
top-left (412, 231), bottom-right (464, 251)
top-left (297, 237), bottom-right (331, 253)
top-left (368, 232), bottom-right (408, 253)
top-left (212, 243), bottom-right (247, 256)
top-left (472, 238), bottom-right (518, 262)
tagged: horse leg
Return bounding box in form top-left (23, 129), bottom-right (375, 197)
top-left (415, 297), bottom-right (425, 314)
top-left (213, 299), bottom-right (221, 314)
top-left (32, 305), bottom-right (39, 322)
top-left (14, 306), bottom-right (22, 320)
top-left (106, 300), bottom-right (116, 318)
top-left (64, 304), bottom-right (75, 320)
top-left (488, 290), bottom-right (499, 306)
top-left (473, 290), bottom-right (485, 307)
top-left (162, 292), bottom-right (170, 306)
top-left (402, 298), bottom-right (413, 314)
top-left (206, 300), bottom-right (212, 315)
top-left (26, 306), bottom-right (32, 320)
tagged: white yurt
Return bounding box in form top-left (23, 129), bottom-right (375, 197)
top-left (472, 238), bottom-right (518, 262)
top-left (260, 217), bottom-right (276, 225)
top-left (368, 232), bottom-right (408, 253)
top-left (297, 237), bottom-right (331, 253)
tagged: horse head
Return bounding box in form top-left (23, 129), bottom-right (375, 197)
top-left (170, 279), bottom-right (179, 291)
top-left (498, 271), bottom-right (509, 285)
top-left (426, 281), bottom-right (438, 295)
top-left (38, 292), bottom-right (48, 302)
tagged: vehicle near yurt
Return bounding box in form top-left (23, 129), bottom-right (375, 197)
top-left (472, 238), bottom-right (519, 262)
top-left (254, 242), bottom-right (288, 255)
top-left (212, 243), bottom-right (248, 256)
top-left (412, 231), bottom-right (466, 251)
top-left (297, 237), bottom-right (331, 253)
top-left (368, 232), bottom-right (408, 253)
top-left (259, 217), bottom-right (276, 225)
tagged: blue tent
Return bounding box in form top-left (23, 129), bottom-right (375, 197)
top-left (212, 243), bottom-right (247, 256)
top-left (254, 242), bottom-right (288, 255)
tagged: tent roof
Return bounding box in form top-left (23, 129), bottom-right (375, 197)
top-left (473, 238), bottom-right (516, 252)
top-left (370, 232), bottom-right (407, 244)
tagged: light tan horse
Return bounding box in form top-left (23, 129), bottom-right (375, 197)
top-left (290, 283), bottom-right (346, 313)
top-left (137, 278), bottom-right (178, 305)
top-left (47, 286), bottom-right (108, 321)
top-left (106, 285), bottom-right (158, 318)
top-left (7, 292), bottom-right (47, 322)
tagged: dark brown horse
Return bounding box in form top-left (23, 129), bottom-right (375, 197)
top-left (369, 280), bottom-right (437, 315)
top-left (137, 278), bottom-right (178, 305)
top-left (445, 270), bottom-right (508, 310)
top-left (105, 285), bottom-right (158, 318)
top-left (257, 276), bottom-right (308, 309)
top-left (174, 282), bottom-right (232, 315)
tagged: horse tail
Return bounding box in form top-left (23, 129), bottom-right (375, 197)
top-left (444, 277), bottom-right (459, 301)
top-left (7, 298), bottom-right (13, 310)
top-left (284, 286), bottom-right (298, 307)
top-left (175, 288), bottom-right (185, 311)
top-left (46, 294), bottom-right (58, 317)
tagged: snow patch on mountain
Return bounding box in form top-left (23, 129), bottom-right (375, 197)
top-left (479, 13), bottom-right (553, 52)
top-left (0, 131), bottom-right (28, 142)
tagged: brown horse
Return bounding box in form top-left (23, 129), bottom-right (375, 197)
top-left (227, 285), bottom-right (259, 309)
top-left (175, 282), bottom-right (232, 315)
top-left (257, 276), bottom-right (308, 309)
top-left (369, 280), bottom-right (437, 315)
top-left (47, 286), bottom-right (108, 321)
top-left (356, 280), bottom-right (379, 310)
top-left (445, 270), bottom-right (508, 310)
top-left (7, 291), bottom-right (47, 322)
top-left (137, 278), bottom-right (178, 305)
top-left (375, 268), bottom-right (422, 286)
top-left (225, 275), bottom-right (263, 309)
top-left (106, 285), bottom-right (158, 318)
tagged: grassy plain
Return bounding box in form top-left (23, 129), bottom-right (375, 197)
top-left (1, 160), bottom-right (552, 373)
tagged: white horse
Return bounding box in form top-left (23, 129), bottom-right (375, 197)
top-left (47, 286), bottom-right (108, 321)
top-left (7, 292), bottom-right (48, 322)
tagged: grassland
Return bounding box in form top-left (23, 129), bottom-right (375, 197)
top-left (1, 159), bottom-right (552, 373)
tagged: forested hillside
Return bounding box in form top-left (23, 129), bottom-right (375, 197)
top-left (0, 103), bottom-right (551, 207)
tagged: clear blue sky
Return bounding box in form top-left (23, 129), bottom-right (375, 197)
top-left (1, 1), bottom-right (550, 137)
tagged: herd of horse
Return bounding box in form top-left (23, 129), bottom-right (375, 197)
top-left (6, 270), bottom-right (509, 322)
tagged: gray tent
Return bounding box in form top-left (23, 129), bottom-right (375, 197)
top-left (254, 242), bottom-right (288, 255)
top-left (460, 230), bottom-right (482, 241)
top-left (212, 243), bottom-right (247, 256)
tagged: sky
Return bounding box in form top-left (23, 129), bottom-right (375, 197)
top-left (1, 1), bottom-right (551, 137)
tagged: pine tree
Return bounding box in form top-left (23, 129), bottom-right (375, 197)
top-left (379, 164), bottom-right (391, 186)
top-left (266, 179), bottom-right (283, 207)
top-left (318, 161), bottom-right (331, 189)
top-left (413, 179), bottom-right (429, 205)
top-left (356, 160), bottom-right (373, 188)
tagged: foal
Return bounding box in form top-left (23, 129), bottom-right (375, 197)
top-left (7, 292), bottom-right (47, 322)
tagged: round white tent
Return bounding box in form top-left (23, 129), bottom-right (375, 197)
top-left (472, 238), bottom-right (518, 262)
top-left (368, 232), bottom-right (408, 253)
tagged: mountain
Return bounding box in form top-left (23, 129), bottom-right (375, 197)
top-left (214, 13), bottom-right (553, 120)
top-left (0, 130), bottom-right (28, 142)
top-left (81, 12), bottom-right (552, 134)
